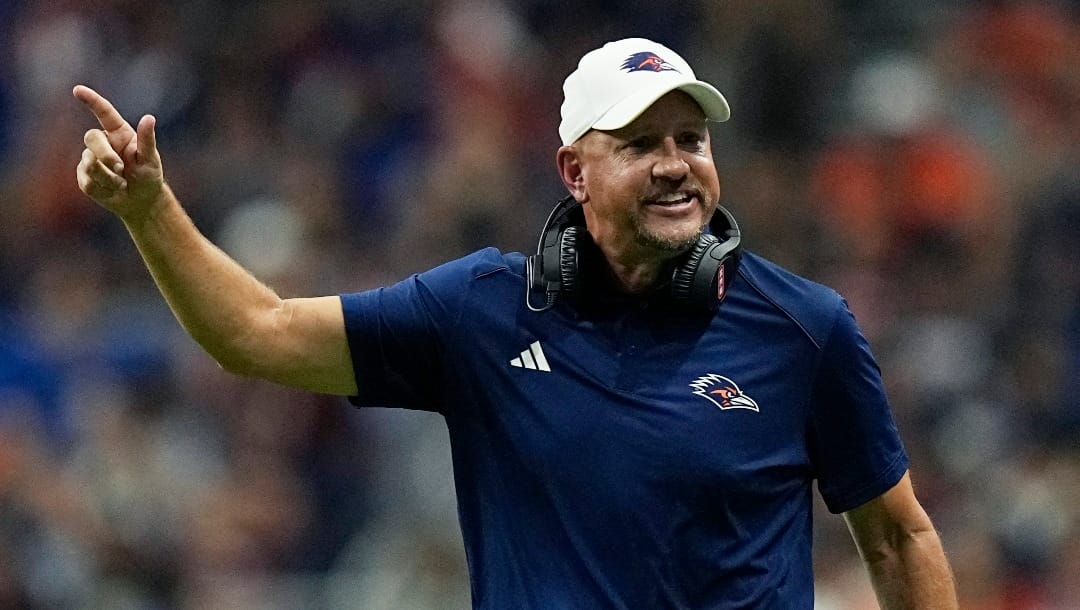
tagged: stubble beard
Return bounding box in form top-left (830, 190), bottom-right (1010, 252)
top-left (630, 214), bottom-right (705, 255)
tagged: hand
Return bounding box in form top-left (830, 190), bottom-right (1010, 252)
top-left (73, 85), bottom-right (165, 221)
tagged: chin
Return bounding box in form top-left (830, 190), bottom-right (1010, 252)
top-left (635, 225), bottom-right (703, 254)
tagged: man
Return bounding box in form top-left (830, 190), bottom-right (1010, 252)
top-left (75, 38), bottom-right (957, 608)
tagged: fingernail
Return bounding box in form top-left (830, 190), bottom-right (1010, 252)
top-left (113, 163), bottom-right (124, 173)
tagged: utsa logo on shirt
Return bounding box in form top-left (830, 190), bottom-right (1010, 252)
top-left (621, 52), bottom-right (679, 73)
top-left (689, 374), bottom-right (759, 412)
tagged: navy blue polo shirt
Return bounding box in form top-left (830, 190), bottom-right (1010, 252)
top-left (340, 247), bottom-right (908, 609)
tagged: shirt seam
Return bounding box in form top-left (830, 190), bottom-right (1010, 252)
top-left (736, 268), bottom-right (824, 351)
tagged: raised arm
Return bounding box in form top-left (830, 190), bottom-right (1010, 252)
top-left (73, 85), bottom-right (357, 395)
top-left (843, 471), bottom-right (958, 609)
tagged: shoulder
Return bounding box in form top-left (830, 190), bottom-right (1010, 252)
top-left (339, 248), bottom-right (528, 341)
top-left (412, 246), bottom-right (527, 295)
top-left (341, 248), bottom-right (525, 310)
top-left (424, 247), bottom-right (526, 282)
top-left (733, 251), bottom-right (846, 350)
top-left (400, 248), bottom-right (527, 313)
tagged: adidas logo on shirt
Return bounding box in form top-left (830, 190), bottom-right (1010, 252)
top-left (510, 341), bottom-right (550, 372)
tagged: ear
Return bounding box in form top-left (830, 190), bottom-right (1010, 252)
top-left (556, 145), bottom-right (588, 203)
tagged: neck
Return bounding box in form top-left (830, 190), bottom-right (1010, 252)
top-left (600, 245), bottom-right (676, 295)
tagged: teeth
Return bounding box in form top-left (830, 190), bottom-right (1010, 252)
top-left (657, 193), bottom-right (687, 203)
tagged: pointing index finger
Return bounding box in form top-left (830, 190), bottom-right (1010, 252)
top-left (72, 85), bottom-right (131, 134)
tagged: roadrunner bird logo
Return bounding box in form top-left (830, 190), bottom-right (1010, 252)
top-left (621, 52), bottom-right (680, 73)
top-left (690, 374), bottom-right (759, 412)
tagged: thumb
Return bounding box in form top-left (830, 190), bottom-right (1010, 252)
top-left (135, 114), bottom-right (159, 165)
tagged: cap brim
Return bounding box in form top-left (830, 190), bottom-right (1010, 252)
top-left (591, 80), bottom-right (731, 132)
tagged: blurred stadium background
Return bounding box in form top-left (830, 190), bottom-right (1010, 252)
top-left (1, 0), bottom-right (1078, 608)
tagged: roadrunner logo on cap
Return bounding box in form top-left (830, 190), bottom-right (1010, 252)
top-left (621, 52), bottom-right (680, 73)
top-left (690, 374), bottom-right (760, 412)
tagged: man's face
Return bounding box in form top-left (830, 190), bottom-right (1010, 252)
top-left (571, 91), bottom-right (721, 262)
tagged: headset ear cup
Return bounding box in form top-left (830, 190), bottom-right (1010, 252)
top-left (670, 233), bottom-right (718, 307)
top-left (558, 225), bottom-right (582, 300)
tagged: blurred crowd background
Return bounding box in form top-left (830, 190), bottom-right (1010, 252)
top-left (0, 0), bottom-right (1078, 608)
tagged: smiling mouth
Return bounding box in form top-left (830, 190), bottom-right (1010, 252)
top-left (645, 191), bottom-right (699, 209)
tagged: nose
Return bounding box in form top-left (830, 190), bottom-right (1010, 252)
top-left (652, 137), bottom-right (689, 181)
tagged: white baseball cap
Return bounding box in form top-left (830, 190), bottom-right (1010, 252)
top-left (559, 38), bottom-right (731, 146)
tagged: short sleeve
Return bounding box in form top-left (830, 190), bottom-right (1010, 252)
top-left (809, 299), bottom-right (909, 513)
top-left (339, 252), bottom-right (486, 413)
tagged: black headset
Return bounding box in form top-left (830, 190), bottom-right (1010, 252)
top-left (526, 196), bottom-right (742, 313)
